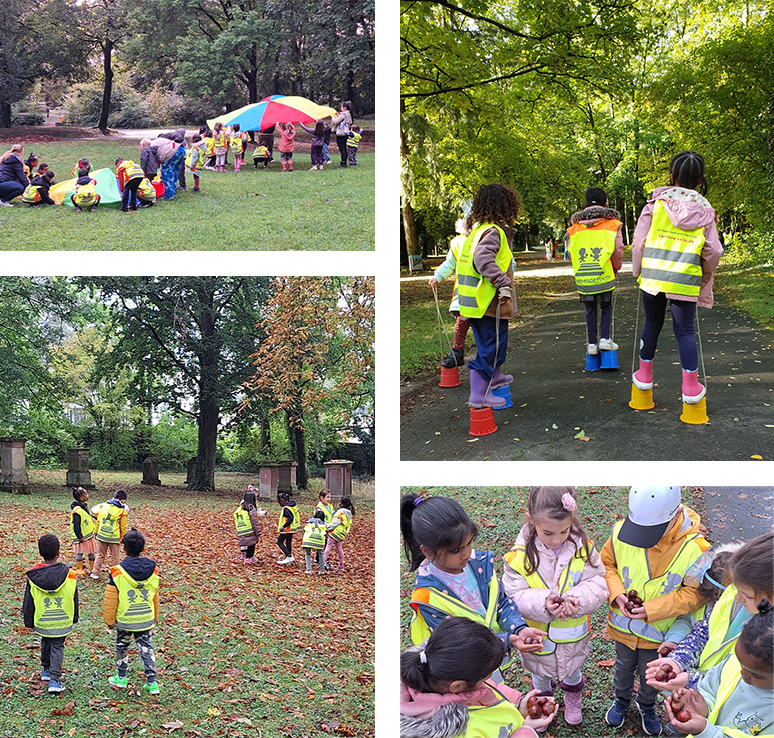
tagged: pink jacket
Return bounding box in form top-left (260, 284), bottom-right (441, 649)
top-left (632, 186), bottom-right (723, 308)
top-left (279, 126), bottom-right (296, 153)
top-left (502, 526), bottom-right (608, 681)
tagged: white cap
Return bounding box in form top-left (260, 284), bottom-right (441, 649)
top-left (619, 486), bottom-right (682, 548)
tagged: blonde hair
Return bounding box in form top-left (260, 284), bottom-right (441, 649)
top-left (0, 144), bottom-right (24, 164)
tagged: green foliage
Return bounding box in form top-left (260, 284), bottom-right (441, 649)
top-left (64, 80), bottom-right (157, 128)
top-left (16, 407), bottom-right (76, 468)
top-left (149, 414), bottom-right (199, 470)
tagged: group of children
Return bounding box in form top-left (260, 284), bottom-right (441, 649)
top-left (431, 151), bottom-right (723, 411)
top-left (233, 486), bottom-right (355, 574)
top-left (399, 486), bottom-right (773, 738)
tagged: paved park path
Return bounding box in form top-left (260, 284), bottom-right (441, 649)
top-left (703, 486), bottom-right (773, 544)
top-left (400, 262), bottom-right (774, 461)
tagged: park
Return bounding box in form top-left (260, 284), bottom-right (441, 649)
top-left (399, 0), bottom-right (773, 461)
top-left (0, 276), bottom-right (375, 737)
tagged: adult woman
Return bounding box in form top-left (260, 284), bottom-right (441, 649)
top-left (140, 130), bottom-right (186, 200)
top-left (331, 101), bottom-right (353, 168)
top-left (0, 144), bottom-right (29, 206)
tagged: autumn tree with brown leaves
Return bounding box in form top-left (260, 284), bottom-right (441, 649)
top-left (242, 276), bottom-right (375, 490)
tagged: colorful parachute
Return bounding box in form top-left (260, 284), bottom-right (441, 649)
top-left (49, 168), bottom-right (123, 207)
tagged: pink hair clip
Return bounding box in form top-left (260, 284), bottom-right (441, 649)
top-left (561, 493), bottom-right (577, 512)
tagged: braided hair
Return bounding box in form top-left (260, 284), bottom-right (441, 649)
top-left (669, 151), bottom-right (708, 195)
top-left (738, 599), bottom-right (774, 669)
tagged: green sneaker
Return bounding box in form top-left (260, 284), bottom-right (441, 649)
top-left (143, 681), bottom-right (160, 695)
top-left (108, 675), bottom-right (128, 689)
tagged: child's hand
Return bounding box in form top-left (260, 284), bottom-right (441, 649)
top-left (519, 691), bottom-right (558, 731)
top-left (644, 657), bottom-right (687, 691)
top-left (545, 593), bottom-right (563, 617)
top-left (560, 596), bottom-right (580, 618)
top-left (665, 689), bottom-right (709, 734)
top-left (510, 628), bottom-right (545, 653)
top-left (658, 640), bottom-right (677, 657)
top-left (613, 593), bottom-right (630, 613)
top-left (428, 278), bottom-right (438, 289)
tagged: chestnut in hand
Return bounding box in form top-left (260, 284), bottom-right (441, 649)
top-left (528, 705), bottom-right (542, 719)
top-left (675, 709), bottom-right (691, 723)
top-left (524, 636), bottom-right (535, 644)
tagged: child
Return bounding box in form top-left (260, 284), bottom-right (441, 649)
top-left (645, 531), bottom-right (774, 692)
top-left (252, 144), bottom-right (271, 169)
top-left (322, 496), bottom-right (355, 572)
top-left (502, 487), bottom-right (608, 726)
top-left (455, 183), bottom-right (521, 408)
top-left (137, 177), bottom-right (157, 208)
top-left (212, 121), bottom-right (227, 172)
top-left (400, 616), bottom-right (558, 738)
top-left (22, 533), bottom-right (79, 694)
top-left (302, 510), bottom-right (327, 575)
top-left (21, 170), bottom-right (57, 206)
top-left (300, 119), bottom-right (326, 170)
top-left (276, 491), bottom-right (301, 565)
top-left (70, 486), bottom-right (97, 576)
top-left (36, 162), bottom-right (51, 178)
top-left (70, 168), bottom-right (100, 211)
top-left (631, 151), bottom-right (723, 404)
top-left (400, 493), bottom-right (543, 665)
top-left (314, 489), bottom-right (334, 569)
top-left (601, 486), bottom-right (711, 735)
top-left (185, 133), bottom-right (207, 192)
top-left (663, 600), bottom-right (773, 737)
top-left (115, 158), bottom-right (145, 212)
top-left (565, 187), bottom-right (624, 355)
top-left (90, 489), bottom-right (129, 580)
top-left (279, 122), bottom-right (296, 171)
top-left (322, 118), bottom-right (332, 165)
top-left (23, 153), bottom-right (38, 181)
top-left (234, 486), bottom-right (266, 564)
top-left (346, 125), bottom-right (362, 166)
top-left (103, 529), bottom-right (160, 694)
top-left (70, 158), bottom-right (90, 178)
top-left (229, 124), bottom-right (245, 172)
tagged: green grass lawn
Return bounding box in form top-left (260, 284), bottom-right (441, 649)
top-left (715, 258), bottom-right (774, 331)
top-left (0, 140), bottom-right (374, 250)
top-left (1, 477), bottom-right (374, 737)
top-left (400, 486), bottom-right (708, 738)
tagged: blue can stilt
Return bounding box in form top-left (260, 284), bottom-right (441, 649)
top-left (600, 348), bottom-right (619, 370)
top-left (585, 352), bottom-right (601, 371)
top-left (491, 384), bottom-right (513, 409)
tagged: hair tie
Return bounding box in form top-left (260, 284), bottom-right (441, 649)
top-left (758, 599), bottom-right (773, 616)
top-left (561, 493), bottom-right (577, 512)
top-left (419, 650), bottom-right (428, 664)
top-left (703, 574), bottom-right (725, 591)
top-left (414, 497), bottom-right (423, 507)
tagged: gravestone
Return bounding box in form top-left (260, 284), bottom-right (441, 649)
top-left (0, 438), bottom-right (30, 494)
top-left (66, 448), bottom-right (94, 488)
top-left (259, 463), bottom-right (280, 502)
top-left (277, 461), bottom-right (294, 494)
top-left (141, 457), bottom-right (161, 486)
top-left (324, 459), bottom-right (353, 503)
top-left (184, 457), bottom-right (197, 486)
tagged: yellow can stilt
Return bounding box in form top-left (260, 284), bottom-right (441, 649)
top-left (629, 383), bottom-right (655, 411)
top-left (680, 396), bottom-right (709, 425)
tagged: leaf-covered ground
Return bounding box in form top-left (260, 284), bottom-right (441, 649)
top-left (400, 486), bottom-right (709, 738)
top-left (1, 482), bottom-right (374, 737)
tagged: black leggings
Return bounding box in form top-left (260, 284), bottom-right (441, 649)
top-left (639, 291), bottom-right (698, 371)
top-left (244, 544), bottom-right (255, 558)
top-left (336, 135), bottom-right (348, 166)
top-left (277, 533), bottom-right (293, 557)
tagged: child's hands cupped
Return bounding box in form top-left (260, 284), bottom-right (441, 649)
top-left (521, 696), bottom-right (558, 731)
top-left (560, 596), bottom-right (580, 618)
top-left (510, 628), bottom-right (545, 652)
top-left (545, 593), bottom-right (563, 617)
top-left (665, 690), bottom-right (708, 735)
top-left (644, 657), bottom-right (683, 690)
top-left (626, 604), bottom-right (648, 619)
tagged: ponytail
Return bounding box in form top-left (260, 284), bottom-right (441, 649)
top-left (738, 599), bottom-right (774, 669)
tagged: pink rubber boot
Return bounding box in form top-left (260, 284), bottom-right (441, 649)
top-left (682, 370), bottom-right (705, 403)
top-left (633, 358), bottom-right (653, 390)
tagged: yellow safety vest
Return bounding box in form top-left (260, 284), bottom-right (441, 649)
top-left (445, 233), bottom-right (467, 309)
top-left (118, 160), bottom-right (144, 182)
top-left (29, 570), bottom-right (77, 637)
top-left (346, 132), bottom-right (362, 148)
top-left (466, 683), bottom-right (523, 738)
top-left (456, 223), bottom-right (512, 319)
top-left (567, 220), bottom-right (619, 294)
top-left (229, 134), bottom-right (243, 153)
top-left (234, 505), bottom-right (253, 537)
top-left (329, 510), bottom-right (352, 542)
top-left (95, 503), bottom-right (125, 544)
top-left (277, 505), bottom-right (302, 534)
top-left (73, 181), bottom-right (98, 207)
top-left (213, 132), bottom-right (226, 152)
top-left (698, 585), bottom-right (745, 672)
top-left (409, 567), bottom-right (500, 645)
top-left (185, 143), bottom-right (206, 170)
top-left (253, 145), bottom-right (269, 159)
top-left (699, 654), bottom-right (763, 738)
top-left (112, 564), bottom-right (159, 632)
top-left (639, 200), bottom-right (705, 297)
top-left (503, 544), bottom-right (592, 655)
top-left (608, 519), bottom-right (706, 644)
top-left (302, 519), bottom-right (327, 549)
top-left (21, 184), bottom-right (42, 203)
top-left (70, 505), bottom-right (96, 543)
top-left (138, 178), bottom-right (156, 202)
top-left (315, 502), bottom-right (334, 524)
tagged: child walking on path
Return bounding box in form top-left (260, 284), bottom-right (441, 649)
top-left (455, 183), bottom-right (521, 408)
top-left (400, 617), bottom-right (558, 738)
top-left (279, 123), bottom-right (296, 171)
top-left (276, 492), bottom-right (301, 565)
top-left (90, 490), bottom-right (128, 580)
top-left (502, 487), bottom-right (608, 726)
top-left (70, 486), bottom-right (97, 577)
top-left (23, 534), bottom-right (79, 694)
top-left (323, 497), bottom-right (355, 572)
top-left (303, 511), bottom-right (327, 575)
top-left (566, 187), bottom-right (624, 355)
top-left (601, 486), bottom-right (711, 736)
top-left (103, 529), bottom-right (160, 695)
top-left (632, 151), bottom-right (723, 404)
top-left (234, 486), bottom-right (266, 565)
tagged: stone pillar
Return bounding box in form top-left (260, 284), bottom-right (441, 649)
top-left (259, 463), bottom-right (280, 502)
top-left (184, 457), bottom-right (197, 486)
top-left (66, 448), bottom-right (94, 488)
top-left (141, 457), bottom-right (161, 486)
top-left (290, 462), bottom-right (298, 489)
top-left (0, 438), bottom-right (30, 494)
top-left (324, 459), bottom-right (353, 503)
top-left (277, 460), bottom-right (294, 494)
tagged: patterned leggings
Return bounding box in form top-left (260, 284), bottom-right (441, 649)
top-left (161, 146), bottom-right (186, 200)
top-left (115, 628), bottom-right (156, 680)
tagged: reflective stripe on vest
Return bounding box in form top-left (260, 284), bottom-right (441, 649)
top-left (503, 545), bottom-right (591, 655)
top-left (302, 520), bottom-right (327, 549)
top-left (29, 571), bottom-right (77, 636)
top-left (138, 178), bottom-right (156, 201)
top-left (639, 200), bottom-right (704, 297)
top-left (119, 161), bottom-right (144, 181)
top-left (447, 233), bottom-right (467, 309)
top-left (698, 585), bottom-right (744, 672)
top-left (608, 519), bottom-right (705, 643)
top-left (112, 564), bottom-right (159, 632)
top-left (22, 184), bottom-right (42, 203)
top-left (567, 220), bottom-right (619, 294)
top-left (229, 135), bottom-right (243, 152)
top-left (707, 654), bottom-right (742, 725)
top-left (467, 683), bottom-right (523, 736)
top-left (277, 505), bottom-right (302, 534)
top-left (74, 182), bottom-right (98, 206)
top-left (96, 505), bottom-right (124, 544)
top-left (71, 505), bottom-right (96, 543)
top-left (409, 568), bottom-right (500, 645)
top-left (329, 510), bottom-right (352, 542)
top-left (456, 224), bottom-right (511, 319)
top-left (234, 506), bottom-right (253, 537)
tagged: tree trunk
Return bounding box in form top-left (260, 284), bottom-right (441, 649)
top-left (0, 102), bottom-right (11, 128)
top-left (400, 99), bottom-right (420, 257)
top-left (98, 37), bottom-right (114, 134)
top-left (293, 417), bottom-right (308, 490)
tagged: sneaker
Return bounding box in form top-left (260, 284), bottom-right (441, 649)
top-left (599, 338), bottom-right (618, 351)
top-left (40, 669), bottom-right (51, 681)
top-left (636, 703), bottom-right (662, 736)
top-left (587, 343), bottom-right (598, 355)
top-left (143, 681), bottom-right (160, 695)
top-left (305, 569), bottom-right (313, 575)
top-left (0, 201), bottom-right (13, 207)
top-left (74, 207), bottom-right (82, 212)
top-left (108, 675), bottom-right (128, 689)
top-left (605, 698), bottom-right (629, 727)
top-left (277, 556), bottom-right (295, 565)
top-left (48, 680), bottom-right (65, 693)
top-left (441, 347), bottom-right (465, 368)
top-left (89, 573), bottom-right (100, 580)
